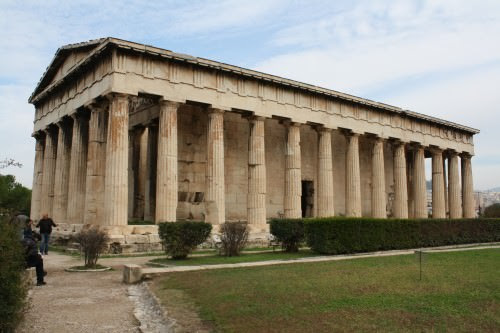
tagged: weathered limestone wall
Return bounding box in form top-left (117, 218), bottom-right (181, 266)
top-left (265, 119), bottom-right (285, 218)
top-left (177, 105), bottom-right (207, 220)
top-left (224, 112), bottom-right (249, 220)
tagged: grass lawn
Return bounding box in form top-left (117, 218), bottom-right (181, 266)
top-left (151, 248), bottom-right (500, 332)
top-left (149, 250), bottom-right (319, 266)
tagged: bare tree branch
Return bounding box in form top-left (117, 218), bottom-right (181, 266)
top-left (0, 158), bottom-right (23, 169)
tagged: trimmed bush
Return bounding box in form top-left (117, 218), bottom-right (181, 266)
top-left (220, 222), bottom-right (249, 256)
top-left (75, 226), bottom-right (109, 268)
top-left (158, 221), bottom-right (212, 259)
top-left (304, 217), bottom-right (500, 255)
top-left (0, 217), bottom-right (28, 333)
top-left (269, 218), bottom-right (305, 252)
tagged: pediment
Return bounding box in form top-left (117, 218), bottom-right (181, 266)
top-left (30, 38), bottom-right (107, 102)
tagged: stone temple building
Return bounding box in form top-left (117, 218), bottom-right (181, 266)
top-left (29, 38), bottom-right (478, 245)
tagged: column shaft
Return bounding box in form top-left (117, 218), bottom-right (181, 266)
top-left (443, 156), bottom-right (449, 217)
top-left (30, 135), bottom-right (45, 220)
top-left (206, 109), bottom-right (225, 224)
top-left (431, 150), bottom-right (446, 218)
top-left (136, 127), bottom-right (148, 219)
top-left (156, 101), bottom-right (179, 223)
top-left (371, 137), bottom-right (386, 218)
top-left (104, 95), bottom-right (129, 227)
top-left (345, 133), bottom-right (361, 217)
top-left (248, 117), bottom-right (267, 226)
top-left (284, 123), bottom-right (301, 218)
top-left (67, 114), bottom-right (88, 224)
top-left (461, 154), bottom-right (475, 218)
top-left (448, 152), bottom-right (462, 218)
top-left (393, 142), bottom-right (408, 218)
top-left (40, 128), bottom-right (57, 217)
top-left (144, 124), bottom-right (158, 221)
top-left (53, 122), bottom-right (72, 223)
top-left (84, 107), bottom-right (107, 225)
top-left (317, 128), bottom-right (335, 217)
top-left (413, 146), bottom-right (427, 218)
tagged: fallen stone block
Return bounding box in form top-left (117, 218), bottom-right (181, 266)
top-left (123, 264), bottom-right (142, 284)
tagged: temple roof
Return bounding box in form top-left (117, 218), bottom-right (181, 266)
top-left (29, 37), bottom-right (479, 134)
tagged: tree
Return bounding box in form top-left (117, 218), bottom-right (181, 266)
top-left (0, 174), bottom-right (31, 216)
top-left (483, 203), bottom-right (500, 218)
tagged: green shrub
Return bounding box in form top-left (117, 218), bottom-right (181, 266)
top-left (482, 203), bottom-right (500, 217)
top-left (158, 221), bottom-right (212, 259)
top-left (0, 217), bottom-right (28, 333)
top-left (75, 226), bottom-right (109, 268)
top-left (269, 219), bottom-right (305, 252)
top-left (304, 217), bottom-right (500, 255)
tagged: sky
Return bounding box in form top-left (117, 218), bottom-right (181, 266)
top-left (0, 0), bottom-right (499, 190)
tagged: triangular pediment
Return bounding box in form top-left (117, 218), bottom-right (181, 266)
top-left (30, 38), bottom-right (107, 102)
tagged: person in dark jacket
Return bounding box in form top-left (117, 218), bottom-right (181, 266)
top-left (22, 235), bottom-right (46, 286)
top-left (36, 213), bottom-right (57, 255)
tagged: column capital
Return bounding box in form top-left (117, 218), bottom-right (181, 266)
top-left (429, 146), bottom-right (444, 156)
top-left (282, 120), bottom-right (301, 128)
top-left (104, 92), bottom-right (132, 103)
top-left (248, 115), bottom-right (266, 123)
top-left (159, 100), bottom-right (181, 110)
top-left (208, 107), bottom-right (225, 115)
top-left (460, 152), bottom-right (473, 159)
top-left (32, 130), bottom-right (46, 140)
top-left (342, 130), bottom-right (360, 138)
top-left (315, 125), bottom-right (333, 133)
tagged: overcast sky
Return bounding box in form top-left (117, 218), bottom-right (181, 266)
top-left (1, 0), bottom-right (499, 190)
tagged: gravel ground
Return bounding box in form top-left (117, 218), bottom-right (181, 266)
top-left (17, 252), bottom-right (143, 333)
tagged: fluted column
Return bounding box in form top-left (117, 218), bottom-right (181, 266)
top-left (84, 105), bottom-right (107, 225)
top-left (393, 141), bottom-right (408, 218)
top-left (431, 149), bottom-right (446, 218)
top-left (156, 101), bottom-right (179, 223)
top-left (345, 133), bottom-right (361, 217)
top-left (206, 108), bottom-right (225, 225)
top-left (461, 154), bottom-right (475, 218)
top-left (371, 137), bottom-right (386, 218)
top-left (413, 145), bottom-right (427, 218)
top-left (443, 155), bottom-right (448, 217)
top-left (52, 121), bottom-right (72, 223)
top-left (67, 114), bottom-right (89, 224)
top-left (448, 151), bottom-right (462, 218)
top-left (248, 116), bottom-right (267, 226)
top-left (317, 127), bottom-right (335, 217)
top-left (284, 122), bottom-right (302, 218)
top-left (30, 134), bottom-right (45, 220)
top-left (144, 123), bottom-right (158, 222)
top-left (40, 127), bottom-right (57, 217)
top-left (104, 94), bottom-right (129, 227)
top-left (136, 127), bottom-right (148, 219)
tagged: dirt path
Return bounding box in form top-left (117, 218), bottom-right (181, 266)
top-left (17, 252), bottom-right (149, 333)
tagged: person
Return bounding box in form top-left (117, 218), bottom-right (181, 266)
top-left (23, 219), bottom-right (39, 240)
top-left (22, 234), bottom-right (47, 286)
top-left (36, 213), bottom-right (57, 255)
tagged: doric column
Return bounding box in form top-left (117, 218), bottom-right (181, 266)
top-left (461, 153), bottom-right (475, 218)
top-left (156, 101), bottom-right (179, 223)
top-left (144, 123), bottom-right (158, 222)
top-left (284, 122), bottom-right (302, 218)
top-left (40, 127), bottom-right (57, 217)
top-left (248, 116), bottom-right (267, 226)
top-left (67, 113), bottom-right (89, 224)
top-left (52, 120), bottom-right (72, 224)
top-left (135, 127), bottom-right (148, 219)
top-left (393, 141), bottom-right (408, 218)
top-left (84, 105), bottom-right (107, 225)
top-left (206, 108), bottom-right (225, 225)
top-left (345, 132), bottom-right (361, 217)
top-left (317, 127), bottom-right (335, 217)
top-left (30, 133), bottom-right (45, 220)
top-left (104, 94), bottom-right (129, 227)
top-left (443, 155), bottom-right (449, 217)
top-left (128, 130), bottom-right (135, 220)
top-left (413, 145), bottom-right (427, 218)
top-left (448, 151), bottom-right (462, 218)
top-left (371, 137), bottom-right (386, 218)
top-left (431, 148), bottom-right (446, 218)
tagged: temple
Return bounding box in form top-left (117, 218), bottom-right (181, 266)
top-left (28, 38), bottom-right (479, 244)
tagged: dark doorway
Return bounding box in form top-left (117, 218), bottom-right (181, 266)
top-left (301, 180), bottom-right (314, 217)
